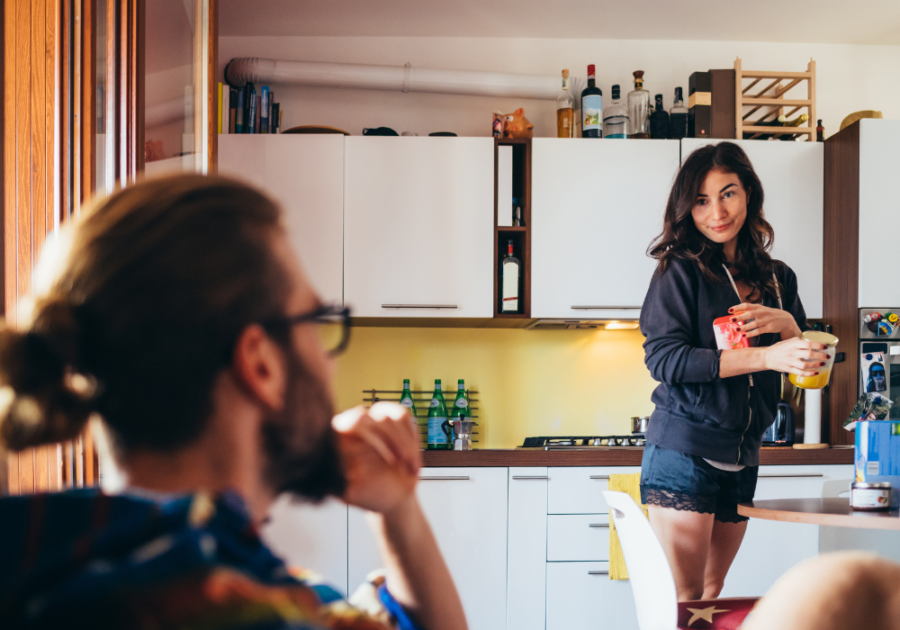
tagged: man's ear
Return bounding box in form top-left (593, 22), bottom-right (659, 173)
top-left (231, 324), bottom-right (287, 411)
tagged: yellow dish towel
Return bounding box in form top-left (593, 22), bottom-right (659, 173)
top-left (608, 472), bottom-right (648, 580)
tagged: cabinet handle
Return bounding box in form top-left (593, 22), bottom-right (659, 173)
top-left (571, 306), bottom-right (639, 310)
top-left (419, 476), bottom-right (471, 481)
top-left (588, 570), bottom-right (609, 575)
top-left (589, 523), bottom-right (609, 528)
top-left (512, 476), bottom-right (549, 480)
top-left (758, 473), bottom-right (824, 478)
top-left (382, 304), bottom-right (458, 309)
top-left (589, 475), bottom-right (610, 480)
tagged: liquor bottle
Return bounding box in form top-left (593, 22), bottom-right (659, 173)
top-left (627, 71), bottom-right (650, 138)
top-left (427, 379), bottom-right (450, 450)
top-left (602, 84), bottom-right (628, 139)
top-left (556, 69), bottom-right (575, 138)
top-left (500, 239), bottom-right (521, 313)
top-left (816, 119), bottom-right (824, 142)
top-left (650, 94), bottom-right (669, 139)
top-left (580, 64), bottom-right (603, 138)
top-left (669, 87), bottom-right (689, 140)
top-left (400, 379), bottom-right (417, 420)
top-left (779, 113), bottom-right (809, 141)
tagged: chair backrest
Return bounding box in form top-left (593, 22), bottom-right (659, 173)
top-left (603, 491), bottom-right (678, 630)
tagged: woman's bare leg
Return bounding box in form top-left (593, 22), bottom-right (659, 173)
top-left (647, 505), bottom-right (715, 601)
top-left (702, 519), bottom-right (748, 598)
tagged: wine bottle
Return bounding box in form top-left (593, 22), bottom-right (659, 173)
top-left (580, 64), bottom-right (603, 138)
top-left (556, 69), bottom-right (575, 138)
top-left (650, 94), bottom-right (669, 139)
top-left (427, 379), bottom-right (450, 450)
top-left (743, 114), bottom-right (784, 140)
top-left (779, 113), bottom-right (809, 141)
top-left (669, 87), bottom-right (689, 140)
top-left (627, 71), bottom-right (650, 139)
top-left (501, 239), bottom-right (521, 313)
top-left (602, 85), bottom-right (628, 139)
top-left (400, 378), bottom-right (417, 420)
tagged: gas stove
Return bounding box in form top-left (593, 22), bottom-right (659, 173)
top-left (519, 435), bottom-right (646, 450)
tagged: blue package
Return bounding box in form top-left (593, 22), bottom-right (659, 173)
top-left (855, 420), bottom-right (900, 507)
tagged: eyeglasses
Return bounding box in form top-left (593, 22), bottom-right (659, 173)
top-left (262, 304), bottom-right (352, 356)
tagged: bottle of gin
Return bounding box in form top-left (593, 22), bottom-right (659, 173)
top-left (602, 84), bottom-right (628, 138)
top-left (400, 378), bottom-right (417, 420)
top-left (556, 69), bottom-right (575, 138)
top-left (669, 87), bottom-right (689, 140)
top-left (427, 379), bottom-right (450, 450)
top-left (580, 64), bottom-right (603, 138)
top-left (627, 71), bottom-right (650, 139)
top-left (650, 94), bottom-right (669, 139)
top-left (500, 239), bottom-right (521, 313)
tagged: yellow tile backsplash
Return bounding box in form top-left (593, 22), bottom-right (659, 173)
top-left (333, 326), bottom-right (657, 449)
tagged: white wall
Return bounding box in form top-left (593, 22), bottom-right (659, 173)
top-left (218, 36), bottom-right (900, 138)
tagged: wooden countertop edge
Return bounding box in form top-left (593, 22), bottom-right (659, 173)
top-left (422, 447), bottom-right (854, 467)
top-left (737, 499), bottom-right (900, 531)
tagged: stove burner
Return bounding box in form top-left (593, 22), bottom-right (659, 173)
top-left (520, 435), bottom-right (646, 449)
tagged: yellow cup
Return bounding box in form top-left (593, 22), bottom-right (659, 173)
top-left (788, 330), bottom-right (839, 389)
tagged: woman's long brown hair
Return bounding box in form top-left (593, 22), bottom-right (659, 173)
top-left (648, 141), bottom-right (779, 302)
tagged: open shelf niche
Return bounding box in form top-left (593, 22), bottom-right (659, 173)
top-left (493, 138), bottom-right (531, 318)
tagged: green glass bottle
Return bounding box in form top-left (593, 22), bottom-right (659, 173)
top-left (451, 379), bottom-right (470, 420)
top-left (400, 378), bottom-right (418, 428)
top-left (427, 379), bottom-right (450, 450)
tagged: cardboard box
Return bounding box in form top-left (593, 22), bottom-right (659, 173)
top-left (855, 420), bottom-right (900, 507)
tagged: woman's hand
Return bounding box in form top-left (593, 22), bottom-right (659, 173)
top-left (333, 402), bottom-right (422, 514)
top-left (763, 337), bottom-right (830, 376)
top-left (730, 303), bottom-right (802, 339)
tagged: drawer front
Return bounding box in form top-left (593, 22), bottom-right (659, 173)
top-left (546, 562), bottom-right (639, 630)
top-left (547, 514), bottom-right (610, 561)
top-left (548, 466), bottom-right (642, 514)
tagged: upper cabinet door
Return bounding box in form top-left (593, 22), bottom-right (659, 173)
top-left (344, 137), bottom-right (494, 318)
top-left (218, 135), bottom-right (345, 305)
top-left (531, 139), bottom-right (680, 318)
top-left (858, 119), bottom-right (900, 307)
top-left (681, 139), bottom-right (824, 319)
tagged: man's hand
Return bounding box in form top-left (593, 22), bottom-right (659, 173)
top-left (730, 303), bottom-right (802, 340)
top-left (333, 403), bottom-right (422, 514)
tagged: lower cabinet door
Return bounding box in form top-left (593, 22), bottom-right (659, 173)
top-left (546, 562), bottom-right (639, 630)
top-left (349, 468), bottom-right (508, 630)
top-left (260, 496), bottom-right (349, 596)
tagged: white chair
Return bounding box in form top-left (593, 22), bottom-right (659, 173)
top-left (603, 491), bottom-right (757, 630)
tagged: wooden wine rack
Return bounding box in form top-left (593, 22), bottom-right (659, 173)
top-left (735, 57), bottom-right (817, 142)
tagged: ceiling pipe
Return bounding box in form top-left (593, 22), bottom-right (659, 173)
top-left (225, 57), bottom-right (582, 101)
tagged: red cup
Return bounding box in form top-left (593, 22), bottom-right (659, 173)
top-left (713, 316), bottom-right (750, 350)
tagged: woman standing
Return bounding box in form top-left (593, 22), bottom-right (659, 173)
top-left (639, 142), bottom-right (829, 601)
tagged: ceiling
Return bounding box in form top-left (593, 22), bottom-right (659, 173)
top-left (219, 0), bottom-right (900, 45)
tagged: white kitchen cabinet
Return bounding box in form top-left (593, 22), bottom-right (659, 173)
top-left (218, 135), bottom-right (344, 305)
top-left (507, 468), bottom-right (549, 630)
top-left (546, 562), bottom-right (639, 630)
top-left (261, 496), bottom-right (349, 596)
top-left (531, 139), bottom-right (680, 318)
top-left (343, 137), bottom-right (495, 318)
top-left (858, 119), bottom-right (900, 306)
top-left (348, 468), bottom-right (508, 630)
top-left (720, 464), bottom-right (853, 598)
top-left (681, 139), bottom-right (824, 318)
top-left (547, 514), bottom-right (610, 561)
top-left (548, 466), bottom-right (642, 514)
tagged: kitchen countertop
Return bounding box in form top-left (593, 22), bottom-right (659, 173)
top-left (422, 446), bottom-right (855, 467)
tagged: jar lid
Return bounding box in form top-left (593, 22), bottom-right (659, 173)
top-left (801, 330), bottom-right (839, 346)
top-left (852, 481), bottom-right (893, 489)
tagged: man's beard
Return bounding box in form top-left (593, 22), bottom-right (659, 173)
top-left (261, 348), bottom-right (347, 502)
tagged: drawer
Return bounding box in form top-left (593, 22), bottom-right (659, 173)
top-left (548, 466), bottom-right (642, 514)
top-left (546, 562), bottom-right (639, 630)
top-left (547, 514), bottom-right (609, 561)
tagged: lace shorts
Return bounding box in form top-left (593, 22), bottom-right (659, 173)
top-left (639, 443), bottom-right (758, 523)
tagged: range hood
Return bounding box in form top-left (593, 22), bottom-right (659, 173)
top-left (526, 309), bottom-right (641, 331)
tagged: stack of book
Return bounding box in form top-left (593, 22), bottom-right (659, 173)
top-left (218, 82), bottom-right (282, 134)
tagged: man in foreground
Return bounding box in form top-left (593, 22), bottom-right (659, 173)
top-left (0, 174), bottom-right (467, 630)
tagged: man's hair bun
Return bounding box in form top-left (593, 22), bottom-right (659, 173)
top-left (0, 300), bottom-right (95, 451)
